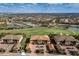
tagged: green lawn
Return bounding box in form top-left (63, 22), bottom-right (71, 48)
top-left (0, 27), bottom-right (79, 47)
top-left (0, 27), bottom-right (79, 35)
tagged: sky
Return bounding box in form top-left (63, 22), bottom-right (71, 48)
top-left (0, 3), bottom-right (79, 13)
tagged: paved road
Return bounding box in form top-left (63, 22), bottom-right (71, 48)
top-left (0, 53), bottom-right (67, 56)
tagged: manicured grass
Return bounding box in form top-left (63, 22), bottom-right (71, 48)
top-left (0, 27), bottom-right (79, 46)
top-left (21, 37), bottom-right (27, 47)
top-left (0, 27), bottom-right (79, 38)
top-left (0, 27), bottom-right (79, 35)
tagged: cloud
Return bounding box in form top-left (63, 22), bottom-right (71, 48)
top-left (0, 3), bottom-right (79, 13)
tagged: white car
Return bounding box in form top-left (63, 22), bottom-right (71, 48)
top-left (21, 50), bottom-right (26, 56)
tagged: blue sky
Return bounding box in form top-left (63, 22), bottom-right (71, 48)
top-left (0, 3), bottom-right (79, 13)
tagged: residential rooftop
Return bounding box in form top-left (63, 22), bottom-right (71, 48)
top-left (30, 35), bottom-right (50, 41)
top-left (1, 35), bottom-right (23, 40)
top-left (1, 35), bottom-right (23, 43)
top-left (54, 35), bottom-right (76, 42)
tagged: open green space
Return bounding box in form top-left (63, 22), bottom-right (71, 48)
top-left (0, 27), bottom-right (79, 35)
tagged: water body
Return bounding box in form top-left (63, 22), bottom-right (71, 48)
top-left (68, 26), bottom-right (79, 30)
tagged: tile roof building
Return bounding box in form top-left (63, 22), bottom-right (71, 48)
top-left (0, 35), bottom-right (23, 53)
top-left (28, 35), bottom-right (53, 54)
top-left (54, 35), bottom-right (77, 46)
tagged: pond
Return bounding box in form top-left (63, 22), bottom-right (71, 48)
top-left (68, 26), bottom-right (79, 30)
top-left (60, 25), bottom-right (79, 30)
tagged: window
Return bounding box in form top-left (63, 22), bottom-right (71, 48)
top-left (13, 40), bottom-right (17, 43)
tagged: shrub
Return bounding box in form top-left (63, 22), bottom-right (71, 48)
top-left (0, 48), bottom-right (5, 53)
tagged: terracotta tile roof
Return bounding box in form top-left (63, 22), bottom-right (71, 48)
top-left (28, 43), bottom-right (33, 49)
top-left (47, 43), bottom-right (55, 50)
top-left (1, 35), bottom-right (23, 40)
top-left (54, 35), bottom-right (76, 42)
top-left (30, 35), bottom-right (49, 40)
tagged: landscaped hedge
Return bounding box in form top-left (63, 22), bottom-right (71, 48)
top-left (0, 48), bottom-right (5, 53)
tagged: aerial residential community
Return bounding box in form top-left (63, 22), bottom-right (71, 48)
top-left (0, 3), bottom-right (79, 56)
top-left (0, 13), bottom-right (79, 56)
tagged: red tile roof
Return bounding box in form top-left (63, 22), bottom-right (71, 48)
top-left (28, 43), bottom-right (33, 49)
top-left (47, 43), bottom-right (55, 50)
top-left (30, 35), bottom-right (49, 40)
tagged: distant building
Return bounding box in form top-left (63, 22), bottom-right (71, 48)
top-left (0, 19), bottom-right (10, 25)
top-left (0, 21), bottom-right (5, 25)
